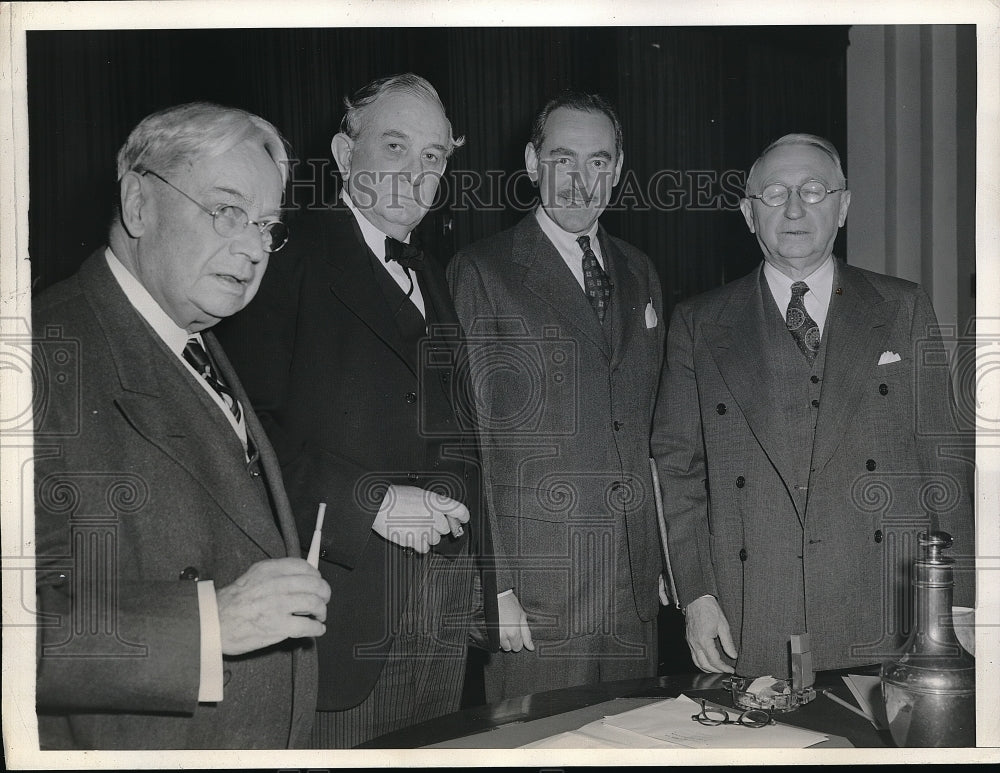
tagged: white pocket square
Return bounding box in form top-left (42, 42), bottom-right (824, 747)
top-left (878, 351), bottom-right (902, 365)
top-left (644, 299), bottom-right (658, 329)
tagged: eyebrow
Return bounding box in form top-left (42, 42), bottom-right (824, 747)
top-left (382, 129), bottom-right (447, 154)
top-left (544, 147), bottom-right (613, 161)
top-left (209, 185), bottom-right (281, 219)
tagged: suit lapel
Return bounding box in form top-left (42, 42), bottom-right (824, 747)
top-left (322, 208), bottom-right (418, 376)
top-left (80, 254), bottom-right (286, 558)
top-left (516, 214), bottom-right (611, 359)
top-left (811, 262), bottom-right (897, 474)
top-left (706, 268), bottom-right (806, 519)
top-left (600, 229), bottom-right (642, 372)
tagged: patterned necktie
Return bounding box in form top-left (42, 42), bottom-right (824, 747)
top-left (184, 336), bottom-right (244, 424)
top-left (577, 235), bottom-right (612, 323)
top-left (786, 281), bottom-right (820, 364)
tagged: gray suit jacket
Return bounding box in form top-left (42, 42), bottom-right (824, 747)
top-left (33, 251), bottom-right (317, 749)
top-left (448, 213), bottom-right (665, 640)
top-left (652, 261), bottom-right (975, 676)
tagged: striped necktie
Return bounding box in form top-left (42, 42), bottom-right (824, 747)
top-left (184, 336), bottom-right (243, 423)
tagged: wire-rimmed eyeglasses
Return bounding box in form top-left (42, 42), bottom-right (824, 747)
top-left (140, 169), bottom-right (289, 253)
top-left (691, 698), bottom-right (774, 728)
top-left (747, 180), bottom-right (846, 208)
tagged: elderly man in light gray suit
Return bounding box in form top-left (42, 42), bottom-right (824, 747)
top-left (652, 133), bottom-right (975, 678)
top-left (448, 91), bottom-right (666, 701)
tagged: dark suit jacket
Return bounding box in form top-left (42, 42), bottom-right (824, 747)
top-left (652, 261), bottom-right (975, 676)
top-left (33, 251), bottom-right (317, 749)
top-left (448, 212), bottom-right (665, 643)
top-left (215, 205), bottom-right (499, 711)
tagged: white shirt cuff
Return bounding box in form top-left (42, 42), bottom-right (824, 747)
top-left (497, 588), bottom-right (514, 599)
top-left (197, 580), bottom-right (224, 702)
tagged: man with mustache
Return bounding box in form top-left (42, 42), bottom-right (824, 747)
top-left (448, 92), bottom-right (666, 700)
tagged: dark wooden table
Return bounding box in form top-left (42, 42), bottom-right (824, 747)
top-left (360, 666), bottom-right (892, 748)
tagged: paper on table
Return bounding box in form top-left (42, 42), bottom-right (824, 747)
top-left (597, 694), bottom-right (828, 749)
top-left (843, 674), bottom-right (889, 729)
top-left (520, 719), bottom-right (683, 748)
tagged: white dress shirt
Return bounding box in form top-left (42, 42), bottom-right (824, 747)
top-left (342, 189), bottom-right (426, 318)
top-left (534, 206), bottom-right (606, 290)
top-left (105, 247), bottom-right (224, 702)
top-left (762, 254), bottom-right (835, 336)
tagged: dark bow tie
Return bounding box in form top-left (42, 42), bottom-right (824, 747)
top-left (384, 236), bottom-right (424, 270)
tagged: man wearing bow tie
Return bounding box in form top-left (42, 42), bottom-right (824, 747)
top-left (652, 134), bottom-right (975, 678)
top-left (448, 92), bottom-right (667, 701)
top-left (216, 73), bottom-right (498, 747)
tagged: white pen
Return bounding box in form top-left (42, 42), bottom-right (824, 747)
top-left (306, 502), bottom-right (326, 568)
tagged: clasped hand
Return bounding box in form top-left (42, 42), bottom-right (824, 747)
top-left (371, 484), bottom-right (469, 553)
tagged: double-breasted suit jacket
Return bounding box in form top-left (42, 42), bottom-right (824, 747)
top-left (214, 205), bottom-right (498, 711)
top-left (652, 261), bottom-right (975, 677)
top-left (34, 252), bottom-right (317, 749)
top-left (448, 213), bottom-right (665, 658)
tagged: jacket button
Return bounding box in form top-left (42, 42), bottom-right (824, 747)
top-left (811, 399), bottom-right (820, 408)
top-left (405, 391), bottom-right (417, 404)
top-left (179, 566), bottom-right (199, 581)
top-left (250, 469), bottom-right (261, 478)
top-left (810, 375), bottom-right (820, 384)
top-left (739, 548), bottom-right (748, 562)
top-left (736, 476), bottom-right (745, 488)
top-left (874, 529), bottom-right (883, 543)
top-left (866, 459), bottom-right (877, 471)
top-left (879, 383), bottom-right (889, 395)
top-left (716, 403), bottom-right (727, 415)
top-left (53, 573), bottom-right (68, 587)
top-left (319, 548), bottom-right (328, 559)
top-left (613, 420), bottom-right (623, 431)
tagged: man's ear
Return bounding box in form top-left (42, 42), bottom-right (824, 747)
top-left (331, 133), bottom-right (354, 180)
top-left (119, 171), bottom-right (148, 238)
top-left (524, 142), bottom-right (539, 182)
top-left (838, 189), bottom-right (851, 227)
top-left (739, 198), bottom-right (756, 234)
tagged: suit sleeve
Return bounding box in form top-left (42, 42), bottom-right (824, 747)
top-left (650, 303), bottom-right (719, 606)
top-left (447, 252), bottom-right (516, 593)
top-left (34, 424), bottom-right (201, 714)
top-left (214, 247), bottom-right (380, 570)
top-left (909, 288), bottom-right (976, 607)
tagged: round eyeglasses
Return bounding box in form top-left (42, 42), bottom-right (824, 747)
top-left (691, 699), bottom-right (774, 729)
top-left (747, 180), bottom-right (845, 208)
top-left (141, 170), bottom-right (289, 252)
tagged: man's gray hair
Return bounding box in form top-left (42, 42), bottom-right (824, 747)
top-left (745, 133), bottom-right (846, 194)
top-left (116, 102), bottom-right (290, 185)
top-left (339, 73), bottom-right (464, 155)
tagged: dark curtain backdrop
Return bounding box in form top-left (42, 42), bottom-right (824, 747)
top-left (27, 26), bottom-right (848, 324)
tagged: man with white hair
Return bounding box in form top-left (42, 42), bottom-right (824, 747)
top-left (217, 73), bottom-right (499, 747)
top-left (652, 133), bottom-right (974, 679)
top-left (34, 102), bottom-right (329, 749)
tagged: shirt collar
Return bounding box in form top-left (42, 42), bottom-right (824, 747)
top-left (342, 189), bottom-right (409, 261)
top-left (762, 253), bottom-right (836, 301)
top-left (104, 247), bottom-right (192, 356)
top-left (534, 205), bottom-right (602, 263)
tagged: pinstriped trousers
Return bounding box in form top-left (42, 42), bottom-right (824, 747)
top-left (309, 550), bottom-right (476, 748)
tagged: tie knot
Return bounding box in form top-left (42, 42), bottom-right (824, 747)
top-left (183, 336), bottom-right (211, 375)
top-left (385, 236), bottom-right (424, 269)
top-left (791, 281), bottom-right (810, 300)
top-left (576, 235), bottom-right (592, 253)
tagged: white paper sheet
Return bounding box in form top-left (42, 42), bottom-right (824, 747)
top-left (843, 674), bottom-right (889, 729)
top-left (521, 694), bottom-right (829, 749)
